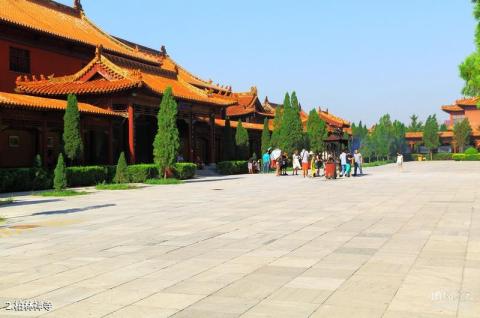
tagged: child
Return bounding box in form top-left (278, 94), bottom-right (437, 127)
top-left (248, 159), bottom-right (253, 174)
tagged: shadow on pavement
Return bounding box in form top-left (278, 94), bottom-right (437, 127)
top-left (6, 199), bottom-right (62, 208)
top-left (32, 204), bottom-right (116, 216)
top-left (185, 177), bottom-right (243, 184)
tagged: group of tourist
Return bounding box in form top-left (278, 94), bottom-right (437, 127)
top-left (259, 148), bottom-right (364, 179)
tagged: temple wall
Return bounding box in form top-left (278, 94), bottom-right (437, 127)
top-left (0, 38), bottom-right (88, 92)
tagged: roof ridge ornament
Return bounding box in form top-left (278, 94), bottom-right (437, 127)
top-left (95, 44), bottom-right (103, 61)
top-left (73, 0), bottom-right (83, 11)
top-left (160, 45), bottom-right (167, 57)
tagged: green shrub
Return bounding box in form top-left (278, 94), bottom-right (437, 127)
top-left (54, 154), bottom-right (67, 191)
top-left (114, 152), bottom-right (129, 184)
top-left (127, 164), bottom-right (158, 182)
top-left (453, 153), bottom-right (480, 161)
top-left (432, 153), bottom-right (453, 160)
top-left (33, 155), bottom-right (51, 190)
top-left (173, 163), bottom-right (196, 180)
top-left (1, 169), bottom-right (32, 192)
top-left (464, 147), bottom-right (479, 155)
top-left (66, 166), bottom-right (107, 187)
top-left (217, 161), bottom-right (248, 175)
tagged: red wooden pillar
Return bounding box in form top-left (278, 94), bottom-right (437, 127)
top-left (128, 104), bottom-right (136, 164)
top-left (209, 114), bottom-right (215, 164)
top-left (108, 121), bottom-right (113, 165)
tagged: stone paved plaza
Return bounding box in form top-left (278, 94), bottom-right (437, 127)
top-left (0, 161), bottom-right (479, 318)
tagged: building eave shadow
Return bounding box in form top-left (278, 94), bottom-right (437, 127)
top-left (32, 204), bottom-right (116, 216)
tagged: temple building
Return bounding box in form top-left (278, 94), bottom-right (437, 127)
top-left (405, 97), bottom-right (480, 152)
top-left (0, 0), bottom-right (351, 168)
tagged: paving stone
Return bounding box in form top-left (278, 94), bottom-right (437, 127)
top-left (0, 162), bottom-right (479, 316)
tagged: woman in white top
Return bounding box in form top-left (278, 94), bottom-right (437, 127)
top-left (292, 150), bottom-right (301, 175)
top-left (396, 153), bottom-right (403, 169)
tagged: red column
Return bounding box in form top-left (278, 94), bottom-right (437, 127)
top-left (209, 114), bottom-right (215, 164)
top-left (128, 104), bottom-right (136, 164)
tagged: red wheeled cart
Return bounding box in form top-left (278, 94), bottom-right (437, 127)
top-left (325, 162), bottom-right (336, 179)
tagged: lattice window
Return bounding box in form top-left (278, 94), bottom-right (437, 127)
top-left (9, 47), bottom-right (30, 73)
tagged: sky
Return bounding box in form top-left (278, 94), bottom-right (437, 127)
top-left (59, 0), bottom-right (475, 125)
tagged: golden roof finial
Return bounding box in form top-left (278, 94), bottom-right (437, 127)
top-left (73, 0), bottom-right (83, 11)
top-left (95, 44), bottom-right (103, 61)
top-left (160, 45), bottom-right (167, 56)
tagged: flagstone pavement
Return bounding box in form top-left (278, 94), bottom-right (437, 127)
top-left (0, 161), bottom-right (479, 318)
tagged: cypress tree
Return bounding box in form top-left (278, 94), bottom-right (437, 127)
top-left (306, 109), bottom-right (327, 153)
top-left (53, 153), bottom-right (67, 192)
top-left (235, 119), bottom-right (249, 160)
top-left (270, 106), bottom-right (283, 147)
top-left (260, 118), bottom-right (271, 154)
top-left (291, 91), bottom-right (300, 111)
top-left (153, 87), bottom-right (180, 179)
top-left (114, 152), bottom-right (129, 184)
top-left (453, 119), bottom-right (472, 153)
top-left (63, 94), bottom-right (83, 163)
top-left (223, 118), bottom-right (234, 160)
top-left (423, 115), bottom-right (440, 160)
top-left (279, 92), bottom-right (303, 154)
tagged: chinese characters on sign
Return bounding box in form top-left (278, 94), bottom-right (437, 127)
top-left (5, 300), bottom-right (53, 312)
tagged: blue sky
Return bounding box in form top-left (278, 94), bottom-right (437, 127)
top-left (62, 0), bottom-right (475, 125)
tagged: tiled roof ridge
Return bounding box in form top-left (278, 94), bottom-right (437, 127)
top-left (0, 91), bottom-right (124, 117)
top-left (25, 0), bottom-right (80, 16)
top-left (167, 56), bottom-right (232, 92)
top-left (104, 53), bottom-right (175, 78)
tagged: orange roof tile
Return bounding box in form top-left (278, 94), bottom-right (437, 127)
top-left (441, 105), bottom-right (464, 112)
top-left (15, 52), bottom-right (235, 106)
top-left (0, 0), bottom-right (159, 64)
top-left (455, 97), bottom-right (478, 106)
top-left (0, 92), bottom-right (123, 116)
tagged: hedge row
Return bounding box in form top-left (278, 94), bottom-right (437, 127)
top-left (409, 153), bottom-right (453, 161)
top-left (0, 163), bottom-right (196, 193)
top-left (452, 154), bottom-right (480, 161)
top-left (217, 161), bottom-right (248, 175)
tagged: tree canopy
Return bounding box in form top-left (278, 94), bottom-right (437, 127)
top-left (278, 92), bottom-right (304, 154)
top-left (153, 87), bottom-right (180, 178)
top-left (423, 114), bottom-right (440, 159)
top-left (260, 118), bottom-right (271, 154)
top-left (63, 94), bottom-right (83, 163)
top-left (306, 109), bottom-right (327, 153)
top-left (407, 114), bottom-right (424, 132)
top-left (453, 119), bottom-right (472, 152)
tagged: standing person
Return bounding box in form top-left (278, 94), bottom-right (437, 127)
top-left (262, 150), bottom-right (270, 173)
top-left (275, 156), bottom-right (281, 176)
top-left (339, 150), bottom-right (347, 177)
top-left (292, 150), bottom-right (301, 176)
top-left (309, 152), bottom-right (316, 177)
top-left (345, 152), bottom-right (353, 177)
top-left (281, 152), bottom-right (289, 175)
top-left (315, 153), bottom-right (323, 177)
top-left (248, 158), bottom-right (253, 174)
top-left (353, 149), bottom-right (363, 176)
top-left (300, 149), bottom-right (309, 178)
top-left (396, 152), bottom-right (404, 169)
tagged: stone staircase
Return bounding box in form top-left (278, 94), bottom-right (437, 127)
top-left (195, 164), bottom-right (220, 177)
